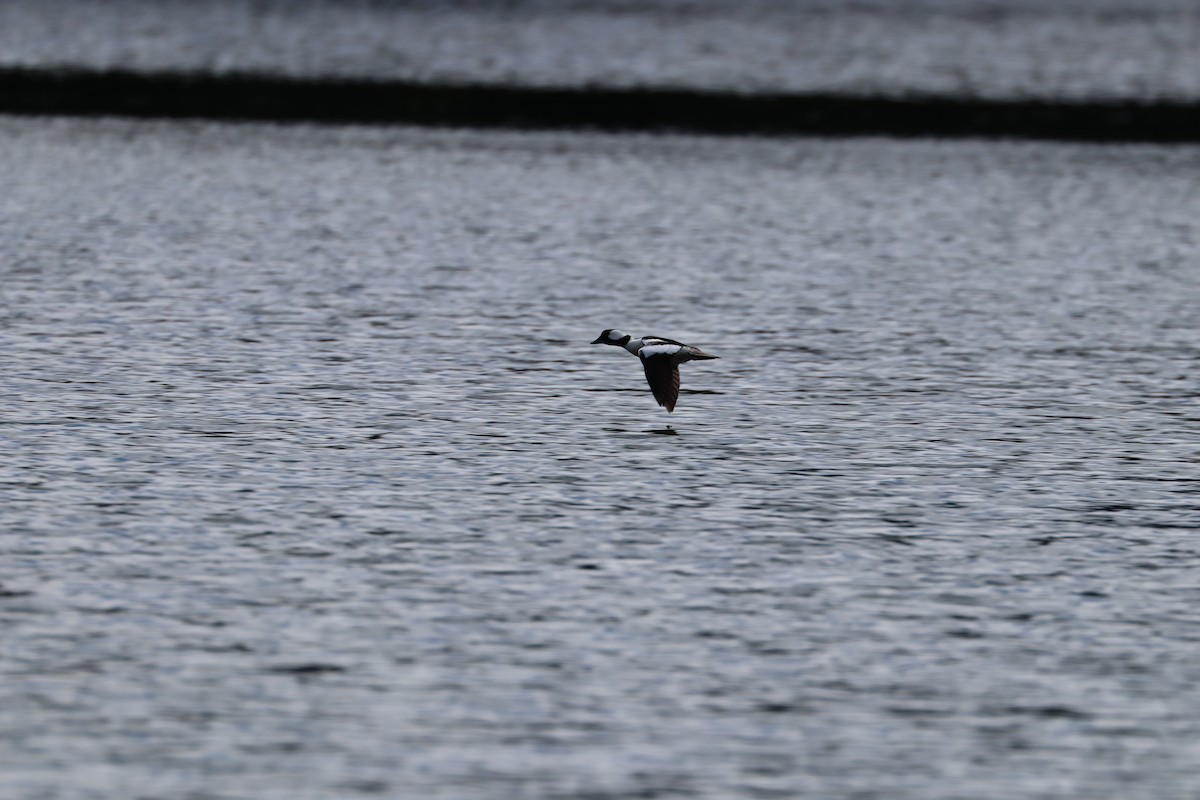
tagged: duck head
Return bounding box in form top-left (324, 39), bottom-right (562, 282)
top-left (591, 329), bottom-right (632, 347)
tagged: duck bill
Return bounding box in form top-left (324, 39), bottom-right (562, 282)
top-left (590, 336), bottom-right (605, 344)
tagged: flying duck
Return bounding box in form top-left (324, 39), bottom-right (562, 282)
top-left (591, 329), bottom-right (719, 412)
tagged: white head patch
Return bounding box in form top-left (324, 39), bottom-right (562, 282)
top-left (608, 330), bottom-right (626, 341)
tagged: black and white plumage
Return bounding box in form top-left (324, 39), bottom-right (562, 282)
top-left (590, 328), bottom-right (719, 412)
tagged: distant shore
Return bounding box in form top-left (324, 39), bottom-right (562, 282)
top-left (2, 67), bottom-right (1197, 142)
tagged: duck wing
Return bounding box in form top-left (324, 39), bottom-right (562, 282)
top-left (640, 351), bottom-right (681, 412)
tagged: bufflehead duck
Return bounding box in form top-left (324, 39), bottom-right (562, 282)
top-left (591, 329), bottom-right (719, 412)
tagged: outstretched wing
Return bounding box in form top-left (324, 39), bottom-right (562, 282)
top-left (640, 353), bottom-right (681, 412)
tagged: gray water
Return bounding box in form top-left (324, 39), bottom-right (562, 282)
top-left (3, 0), bottom-right (1200, 100)
top-left (2, 117), bottom-right (1199, 799)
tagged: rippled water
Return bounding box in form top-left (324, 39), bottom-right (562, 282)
top-left (4, 0), bottom-right (1200, 100)
top-left (2, 117), bottom-right (1199, 799)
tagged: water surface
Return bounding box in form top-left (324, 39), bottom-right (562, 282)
top-left (1, 118), bottom-right (1199, 799)
top-left (3, 0), bottom-right (1199, 100)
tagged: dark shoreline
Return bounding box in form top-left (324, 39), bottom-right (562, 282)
top-left (2, 66), bottom-right (1197, 142)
